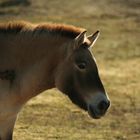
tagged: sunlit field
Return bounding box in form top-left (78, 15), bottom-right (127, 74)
top-left (0, 0), bottom-right (140, 139)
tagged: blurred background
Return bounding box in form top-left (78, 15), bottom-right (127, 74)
top-left (0, 0), bottom-right (140, 139)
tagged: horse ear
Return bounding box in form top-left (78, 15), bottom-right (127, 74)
top-left (74, 30), bottom-right (87, 49)
top-left (87, 30), bottom-right (100, 47)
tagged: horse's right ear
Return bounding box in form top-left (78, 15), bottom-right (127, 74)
top-left (74, 30), bottom-right (87, 49)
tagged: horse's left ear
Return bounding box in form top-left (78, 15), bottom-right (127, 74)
top-left (74, 30), bottom-right (87, 49)
top-left (87, 30), bottom-right (100, 47)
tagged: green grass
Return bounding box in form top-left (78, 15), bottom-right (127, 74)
top-left (0, 0), bottom-right (140, 139)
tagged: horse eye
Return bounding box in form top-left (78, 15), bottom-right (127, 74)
top-left (77, 62), bottom-right (87, 69)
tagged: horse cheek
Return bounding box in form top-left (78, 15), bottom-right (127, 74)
top-left (55, 69), bottom-right (73, 95)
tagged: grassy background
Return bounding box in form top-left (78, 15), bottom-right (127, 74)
top-left (0, 0), bottom-right (140, 139)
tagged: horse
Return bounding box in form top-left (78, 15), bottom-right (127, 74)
top-left (0, 21), bottom-right (110, 140)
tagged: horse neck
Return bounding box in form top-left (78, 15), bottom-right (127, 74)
top-left (27, 34), bottom-right (71, 69)
top-left (15, 34), bottom-right (72, 101)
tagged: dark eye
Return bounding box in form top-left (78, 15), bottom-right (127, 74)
top-left (77, 62), bottom-right (87, 69)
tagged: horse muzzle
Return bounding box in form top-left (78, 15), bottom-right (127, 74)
top-left (87, 93), bottom-right (110, 119)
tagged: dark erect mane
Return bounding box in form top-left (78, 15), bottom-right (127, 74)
top-left (0, 21), bottom-right (84, 39)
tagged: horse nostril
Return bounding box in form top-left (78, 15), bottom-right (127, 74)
top-left (98, 100), bottom-right (110, 112)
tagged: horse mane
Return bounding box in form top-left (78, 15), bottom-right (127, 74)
top-left (0, 21), bottom-right (84, 39)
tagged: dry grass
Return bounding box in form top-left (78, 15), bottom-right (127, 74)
top-left (0, 0), bottom-right (140, 139)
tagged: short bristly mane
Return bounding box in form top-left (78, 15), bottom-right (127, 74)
top-left (0, 21), bottom-right (84, 39)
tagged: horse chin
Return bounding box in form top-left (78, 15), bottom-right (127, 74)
top-left (87, 105), bottom-right (103, 119)
top-left (68, 95), bottom-right (102, 119)
top-left (88, 110), bottom-right (102, 119)
top-left (65, 92), bottom-right (104, 119)
top-left (67, 92), bottom-right (87, 111)
top-left (59, 87), bottom-right (88, 111)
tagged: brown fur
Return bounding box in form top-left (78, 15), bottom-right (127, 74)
top-left (0, 21), bottom-right (110, 140)
top-left (0, 21), bottom-right (84, 38)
